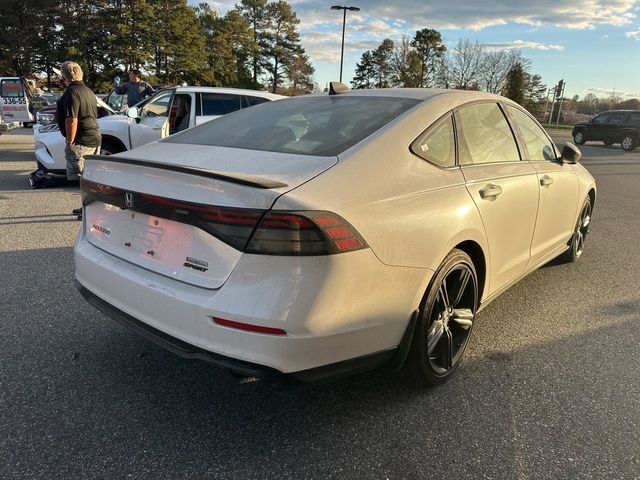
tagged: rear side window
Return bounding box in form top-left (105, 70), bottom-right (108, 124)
top-left (201, 93), bottom-right (241, 116)
top-left (166, 96), bottom-right (419, 156)
top-left (456, 103), bottom-right (520, 164)
top-left (411, 114), bottom-right (455, 167)
top-left (629, 112), bottom-right (640, 126)
top-left (243, 96), bottom-right (270, 108)
top-left (506, 105), bottom-right (556, 161)
top-left (609, 113), bottom-right (626, 124)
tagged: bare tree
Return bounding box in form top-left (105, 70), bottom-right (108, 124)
top-left (479, 49), bottom-right (509, 93)
top-left (448, 39), bottom-right (484, 90)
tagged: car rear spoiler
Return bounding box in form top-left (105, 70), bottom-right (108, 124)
top-left (84, 155), bottom-right (288, 189)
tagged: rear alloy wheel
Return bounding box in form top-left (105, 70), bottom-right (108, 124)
top-left (573, 131), bottom-right (586, 145)
top-left (403, 249), bottom-right (478, 386)
top-left (621, 135), bottom-right (638, 152)
top-left (560, 197), bottom-right (591, 263)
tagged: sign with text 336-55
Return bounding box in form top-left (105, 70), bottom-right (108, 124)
top-left (1, 78), bottom-right (29, 120)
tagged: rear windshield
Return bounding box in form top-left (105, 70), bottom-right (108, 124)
top-left (165, 96), bottom-right (420, 156)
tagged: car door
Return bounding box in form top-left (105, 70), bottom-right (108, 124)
top-left (504, 104), bottom-right (579, 267)
top-left (0, 78), bottom-right (33, 123)
top-left (606, 112), bottom-right (626, 143)
top-left (588, 113), bottom-right (610, 141)
top-left (195, 92), bottom-right (242, 126)
top-left (456, 102), bottom-right (539, 293)
top-left (168, 93), bottom-right (194, 135)
top-left (129, 90), bottom-right (173, 149)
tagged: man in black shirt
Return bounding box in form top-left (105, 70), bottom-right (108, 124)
top-left (56, 61), bottom-right (101, 218)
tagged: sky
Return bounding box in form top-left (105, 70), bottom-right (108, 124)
top-left (196, 0), bottom-right (640, 99)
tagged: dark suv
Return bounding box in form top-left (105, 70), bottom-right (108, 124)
top-left (572, 110), bottom-right (640, 151)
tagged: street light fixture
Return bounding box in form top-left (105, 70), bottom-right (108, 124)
top-left (331, 5), bottom-right (360, 83)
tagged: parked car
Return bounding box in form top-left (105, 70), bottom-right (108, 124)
top-left (74, 86), bottom-right (596, 387)
top-left (35, 95), bottom-right (115, 126)
top-left (572, 110), bottom-right (640, 151)
top-left (102, 89), bottom-right (127, 112)
top-left (32, 86), bottom-right (283, 179)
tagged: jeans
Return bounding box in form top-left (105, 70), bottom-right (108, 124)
top-left (65, 144), bottom-right (99, 180)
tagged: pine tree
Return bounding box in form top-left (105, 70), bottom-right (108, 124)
top-left (372, 39), bottom-right (394, 88)
top-left (236, 0), bottom-right (269, 88)
top-left (0, 0), bottom-right (51, 76)
top-left (285, 51), bottom-right (315, 93)
top-left (261, 1), bottom-right (303, 93)
top-left (411, 28), bottom-right (446, 87)
top-left (351, 51), bottom-right (375, 89)
top-left (197, 6), bottom-right (253, 86)
top-left (106, 0), bottom-right (155, 74)
top-left (503, 62), bottom-right (526, 105)
top-left (151, 0), bottom-right (207, 85)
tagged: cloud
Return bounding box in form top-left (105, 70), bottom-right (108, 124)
top-left (191, 0), bottom-right (639, 83)
top-left (300, 0), bottom-right (638, 31)
top-left (482, 40), bottom-right (565, 50)
top-left (587, 87), bottom-right (640, 98)
top-left (193, 0), bottom-right (638, 31)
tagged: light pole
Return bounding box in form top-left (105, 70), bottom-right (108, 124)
top-left (331, 5), bottom-right (360, 83)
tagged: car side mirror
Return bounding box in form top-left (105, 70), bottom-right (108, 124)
top-left (126, 107), bottom-right (139, 119)
top-left (561, 142), bottom-right (581, 164)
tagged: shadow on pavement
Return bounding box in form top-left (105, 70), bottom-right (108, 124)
top-left (0, 246), bottom-right (637, 479)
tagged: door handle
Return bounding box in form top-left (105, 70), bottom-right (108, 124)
top-left (540, 175), bottom-right (554, 187)
top-left (479, 183), bottom-right (502, 199)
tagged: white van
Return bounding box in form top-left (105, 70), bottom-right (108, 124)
top-left (0, 77), bottom-right (35, 132)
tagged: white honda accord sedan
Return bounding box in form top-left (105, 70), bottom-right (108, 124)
top-left (74, 86), bottom-right (596, 386)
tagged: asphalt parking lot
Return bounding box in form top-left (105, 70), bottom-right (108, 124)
top-left (0, 128), bottom-right (638, 479)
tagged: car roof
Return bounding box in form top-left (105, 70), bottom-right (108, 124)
top-left (598, 110), bottom-right (640, 114)
top-left (300, 87), bottom-right (508, 105)
top-left (173, 86), bottom-right (285, 100)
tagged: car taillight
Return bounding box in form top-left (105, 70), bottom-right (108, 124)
top-left (80, 179), bottom-right (368, 255)
top-left (245, 211), bottom-right (368, 255)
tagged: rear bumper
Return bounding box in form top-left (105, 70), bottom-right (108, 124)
top-left (74, 229), bottom-right (430, 375)
top-left (76, 279), bottom-right (399, 386)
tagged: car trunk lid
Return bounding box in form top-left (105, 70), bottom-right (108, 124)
top-left (81, 144), bottom-right (336, 289)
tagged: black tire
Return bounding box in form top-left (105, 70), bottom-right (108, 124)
top-left (100, 140), bottom-right (124, 156)
top-left (402, 249), bottom-right (479, 386)
top-left (559, 197), bottom-right (592, 263)
top-left (573, 130), bottom-right (586, 145)
top-left (621, 134), bottom-right (637, 152)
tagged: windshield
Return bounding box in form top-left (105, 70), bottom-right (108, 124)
top-left (164, 96), bottom-right (420, 156)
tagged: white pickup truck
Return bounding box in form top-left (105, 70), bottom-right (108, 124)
top-left (32, 86), bottom-right (284, 185)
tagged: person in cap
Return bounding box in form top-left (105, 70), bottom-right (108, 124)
top-left (114, 69), bottom-right (155, 108)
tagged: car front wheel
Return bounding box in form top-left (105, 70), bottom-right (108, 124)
top-left (573, 131), bottom-right (586, 145)
top-left (402, 249), bottom-right (478, 386)
top-left (560, 197), bottom-right (591, 263)
top-left (621, 134), bottom-right (638, 152)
